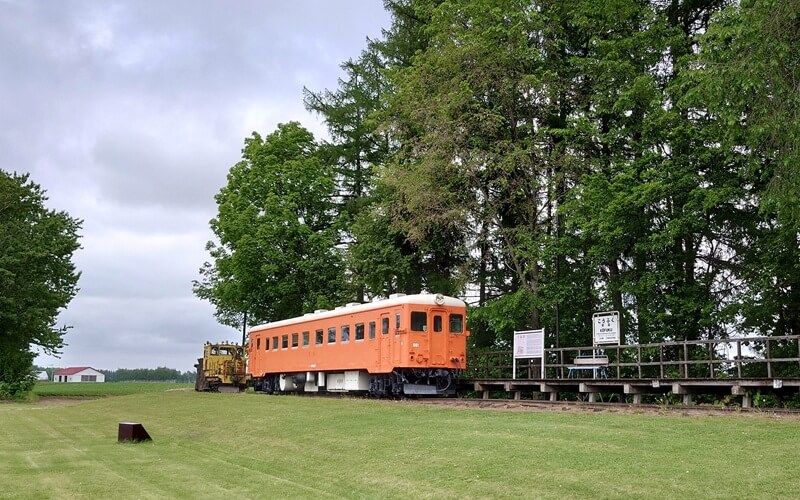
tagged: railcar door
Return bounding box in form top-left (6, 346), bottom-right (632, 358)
top-left (430, 309), bottom-right (447, 365)
top-left (392, 310), bottom-right (403, 366)
top-left (379, 313), bottom-right (391, 372)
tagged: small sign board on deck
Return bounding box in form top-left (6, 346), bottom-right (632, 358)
top-left (592, 311), bottom-right (620, 345)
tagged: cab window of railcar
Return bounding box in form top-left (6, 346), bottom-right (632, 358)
top-left (316, 329), bottom-right (323, 345)
top-left (257, 338), bottom-right (261, 350)
top-left (381, 317), bottom-right (389, 335)
top-left (328, 326), bottom-right (336, 344)
top-left (302, 331), bottom-right (309, 347)
top-left (450, 314), bottom-right (464, 333)
top-left (395, 313), bottom-right (401, 330)
top-left (272, 336), bottom-right (278, 350)
top-left (265, 337), bottom-right (270, 350)
top-left (341, 325), bottom-right (350, 342)
top-left (282, 335), bottom-right (288, 349)
top-left (434, 316), bottom-right (443, 333)
top-left (369, 321), bottom-right (376, 339)
top-left (411, 311), bottom-right (427, 332)
top-left (291, 333), bottom-right (298, 348)
top-left (355, 323), bottom-right (364, 341)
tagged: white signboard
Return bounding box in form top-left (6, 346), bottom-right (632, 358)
top-left (513, 329), bottom-right (545, 379)
top-left (592, 311), bottom-right (620, 345)
top-left (514, 329), bottom-right (544, 358)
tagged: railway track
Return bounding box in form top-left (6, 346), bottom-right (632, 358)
top-left (416, 397), bottom-right (800, 417)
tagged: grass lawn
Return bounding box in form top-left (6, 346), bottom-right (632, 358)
top-left (2, 388), bottom-right (800, 499)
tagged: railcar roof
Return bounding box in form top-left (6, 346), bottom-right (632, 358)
top-left (249, 293), bottom-right (466, 333)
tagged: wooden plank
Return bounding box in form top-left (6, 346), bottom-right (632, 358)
top-left (572, 356), bottom-right (609, 365)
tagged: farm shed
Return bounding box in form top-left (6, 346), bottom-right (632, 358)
top-left (53, 367), bottom-right (105, 383)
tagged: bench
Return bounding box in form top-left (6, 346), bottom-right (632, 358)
top-left (567, 356), bottom-right (610, 379)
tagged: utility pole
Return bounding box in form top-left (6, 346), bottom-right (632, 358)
top-left (241, 310), bottom-right (248, 346)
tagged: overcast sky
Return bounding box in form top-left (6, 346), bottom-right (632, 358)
top-left (1, 1), bottom-right (391, 372)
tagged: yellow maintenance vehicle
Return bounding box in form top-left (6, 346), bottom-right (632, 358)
top-left (194, 341), bottom-right (249, 393)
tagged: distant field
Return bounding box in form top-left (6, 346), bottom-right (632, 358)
top-left (32, 381), bottom-right (193, 397)
top-left (2, 390), bottom-right (800, 499)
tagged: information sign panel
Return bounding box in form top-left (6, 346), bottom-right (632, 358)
top-left (592, 311), bottom-right (620, 345)
top-left (514, 329), bottom-right (544, 358)
top-left (512, 329), bottom-right (545, 379)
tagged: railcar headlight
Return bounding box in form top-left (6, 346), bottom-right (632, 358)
top-left (435, 293), bottom-right (445, 305)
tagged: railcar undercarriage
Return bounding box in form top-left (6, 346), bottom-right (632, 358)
top-left (251, 368), bottom-right (460, 397)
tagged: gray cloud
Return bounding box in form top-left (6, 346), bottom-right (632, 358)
top-left (2, 0), bottom-right (391, 371)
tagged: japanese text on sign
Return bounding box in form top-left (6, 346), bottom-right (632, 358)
top-left (514, 329), bottom-right (544, 358)
top-left (592, 311), bottom-right (620, 345)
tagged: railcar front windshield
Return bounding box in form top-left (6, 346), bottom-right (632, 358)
top-left (214, 346), bottom-right (239, 356)
top-left (450, 314), bottom-right (464, 333)
top-left (411, 311), bottom-right (427, 331)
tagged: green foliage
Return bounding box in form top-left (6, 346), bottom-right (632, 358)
top-left (0, 170), bottom-right (81, 399)
top-left (194, 123), bottom-right (345, 325)
top-left (204, 0), bottom-right (800, 348)
top-left (104, 367), bottom-right (195, 383)
top-left (0, 366), bottom-right (35, 400)
top-left (753, 391), bottom-right (781, 410)
top-left (692, 0), bottom-right (800, 229)
top-left (684, 0), bottom-right (800, 337)
top-left (467, 289), bottom-right (537, 348)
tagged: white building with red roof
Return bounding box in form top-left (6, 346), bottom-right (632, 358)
top-left (53, 367), bottom-right (105, 383)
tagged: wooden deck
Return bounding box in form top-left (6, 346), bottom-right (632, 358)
top-left (461, 377), bottom-right (800, 407)
top-left (463, 334), bottom-right (800, 407)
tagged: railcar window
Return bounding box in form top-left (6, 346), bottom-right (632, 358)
top-left (450, 314), bottom-right (464, 333)
top-left (282, 335), bottom-right (288, 349)
top-left (291, 333), bottom-right (299, 348)
top-left (302, 331), bottom-right (309, 347)
top-left (395, 313), bottom-right (401, 330)
top-left (369, 321), bottom-right (376, 339)
top-left (434, 316), bottom-right (443, 333)
top-left (411, 311), bottom-right (427, 332)
top-left (355, 323), bottom-right (365, 341)
top-left (328, 326), bottom-right (337, 344)
top-left (257, 338), bottom-right (261, 350)
top-left (381, 317), bottom-right (389, 335)
top-left (341, 325), bottom-right (350, 342)
top-left (272, 336), bottom-right (278, 350)
top-left (265, 337), bottom-right (270, 350)
top-left (315, 330), bottom-right (323, 345)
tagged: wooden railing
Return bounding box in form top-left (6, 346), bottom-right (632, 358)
top-left (466, 335), bottom-right (800, 380)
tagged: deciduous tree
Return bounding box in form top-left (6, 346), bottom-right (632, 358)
top-left (194, 123), bottom-right (345, 327)
top-left (0, 171), bottom-right (81, 398)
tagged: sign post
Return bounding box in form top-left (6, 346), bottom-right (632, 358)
top-left (513, 329), bottom-right (545, 379)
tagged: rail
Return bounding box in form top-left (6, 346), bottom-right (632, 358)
top-left (467, 335), bottom-right (800, 380)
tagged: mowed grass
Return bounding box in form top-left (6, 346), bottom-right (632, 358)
top-left (2, 389), bottom-right (800, 499)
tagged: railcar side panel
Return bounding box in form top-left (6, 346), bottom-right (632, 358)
top-left (246, 294), bottom-right (468, 396)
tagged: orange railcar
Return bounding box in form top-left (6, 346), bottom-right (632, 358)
top-left (247, 293), bottom-right (469, 396)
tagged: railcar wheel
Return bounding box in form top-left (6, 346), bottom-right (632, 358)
top-left (435, 370), bottom-right (452, 392)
